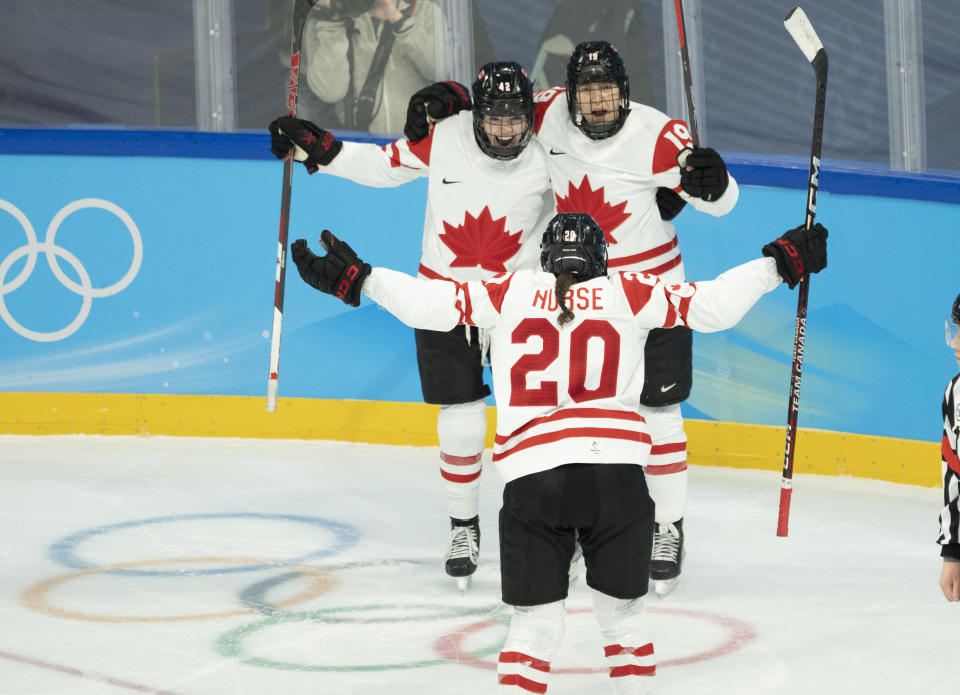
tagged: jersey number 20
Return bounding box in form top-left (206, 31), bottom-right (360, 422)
top-left (510, 318), bottom-right (621, 406)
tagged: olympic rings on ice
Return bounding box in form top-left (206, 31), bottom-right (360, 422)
top-left (20, 557), bottom-right (337, 623)
top-left (49, 513), bottom-right (361, 576)
top-left (0, 198), bottom-right (142, 342)
top-left (216, 604), bottom-right (505, 672)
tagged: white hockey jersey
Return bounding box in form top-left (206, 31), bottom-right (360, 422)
top-left (939, 374), bottom-right (960, 558)
top-left (318, 111), bottom-right (553, 282)
top-left (362, 257), bottom-right (782, 483)
top-left (533, 88), bottom-right (739, 281)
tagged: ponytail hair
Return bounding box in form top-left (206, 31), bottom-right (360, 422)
top-left (555, 273), bottom-right (577, 326)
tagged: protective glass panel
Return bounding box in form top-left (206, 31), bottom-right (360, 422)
top-left (922, 1), bottom-right (960, 172)
top-left (0, 1), bottom-right (196, 127)
top-left (702, 0), bottom-right (888, 162)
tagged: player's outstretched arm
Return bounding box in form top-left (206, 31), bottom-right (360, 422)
top-left (650, 223), bottom-right (828, 334)
top-left (403, 81), bottom-right (472, 141)
top-left (290, 232), bottom-right (468, 332)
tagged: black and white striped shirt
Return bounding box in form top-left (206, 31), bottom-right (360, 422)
top-left (938, 374), bottom-right (960, 559)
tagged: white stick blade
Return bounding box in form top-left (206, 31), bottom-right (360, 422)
top-left (784, 7), bottom-right (823, 63)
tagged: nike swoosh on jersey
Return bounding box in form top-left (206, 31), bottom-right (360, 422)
top-left (660, 383), bottom-right (676, 392)
top-left (549, 148), bottom-right (566, 156)
top-left (442, 177), bottom-right (462, 184)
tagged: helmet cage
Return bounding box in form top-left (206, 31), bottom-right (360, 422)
top-left (566, 41), bottom-right (630, 140)
top-left (472, 62), bottom-right (535, 160)
top-left (947, 293), bottom-right (960, 347)
top-left (540, 213), bottom-right (608, 280)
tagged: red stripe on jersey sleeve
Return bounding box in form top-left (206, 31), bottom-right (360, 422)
top-left (418, 263), bottom-right (450, 281)
top-left (453, 280), bottom-right (474, 325)
top-left (943, 433), bottom-right (960, 475)
top-left (407, 132), bottom-right (433, 166)
top-left (620, 273), bottom-right (657, 315)
top-left (383, 141), bottom-right (402, 168)
top-left (663, 282), bottom-right (696, 326)
top-left (533, 88), bottom-right (565, 134)
top-left (481, 273), bottom-right (515, 314)
top-left (652, 119), bottom-right (692, 174)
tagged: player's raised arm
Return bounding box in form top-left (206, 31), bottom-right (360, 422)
top-left (290, 231), bottom-right (497, 332)
top-left (268, 115), bottom-right (428, 187)
top-left (624, 223), bottom-right (828, 333)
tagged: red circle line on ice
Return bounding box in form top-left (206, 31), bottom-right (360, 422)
top-left (434, 605), bottom-right (757, 673)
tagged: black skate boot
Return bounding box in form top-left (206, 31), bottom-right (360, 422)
top-left (651, 518), bottom-right (685, 597)
top-left (444, 516), bottom-right (480, 592)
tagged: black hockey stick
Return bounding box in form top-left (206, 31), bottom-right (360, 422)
top-left (267, 0), bottom-right (318, 413)
top-left (777, 6), bottom-right (828, 536)
top-left (673, 0), bottom-right (700, 151)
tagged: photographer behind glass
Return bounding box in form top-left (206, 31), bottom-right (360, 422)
top-left (302, 0), bottom-right (436, 134)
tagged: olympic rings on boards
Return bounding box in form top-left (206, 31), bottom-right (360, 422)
top-left (20, 557), bottom-right (337, 623)
top-left (49, 513), bottom-right (361, 576)
top-left (0, 198), bottom-right (142, 342)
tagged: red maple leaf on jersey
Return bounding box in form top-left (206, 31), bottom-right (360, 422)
top-left (555, 176), bottom-right (631, 243)
top-left (440, 207), bottom-right (522, 272)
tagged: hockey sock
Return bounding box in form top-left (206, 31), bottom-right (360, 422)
top-left (498, 601), bottom-right (565, 693)
top-left (437, 399), bottom-right (487, 520)
top-left (639, 403), bottom-right (688, 524)
top-left (591, 589), bottom-right (656, 694)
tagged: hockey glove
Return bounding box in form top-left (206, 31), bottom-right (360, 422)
top-left (268, 116), bottom-right (343, 173)
top-left (656, 187), bottom-right (687, 221)
top-left (678, 147), bottom-right (729, 202)
top-left (403, 81), bottom-right (473, 142)
top-left (291, 231), bottom-right (372, 307)
top-left (762, 222), bottom-right (828, 289)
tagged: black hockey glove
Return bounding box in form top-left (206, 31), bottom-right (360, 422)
top-left (678, 147), bottom-right (729, 202)
top-left (403, 81), bottom-right (473, 142)
top-left (291, 231), bottom-right (372, 307)
top-left (656, 187), bottom-right (687, 221)
top-left (268, 116), bottom-right (343, 173)
top-left (762, 222), bottom-right (828, 289)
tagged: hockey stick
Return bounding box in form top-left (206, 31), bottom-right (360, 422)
top-left (777, 6), bottom-right (828, 536)
top-left (267, 0), bottom-right (318, 413)
top-left (673, 0), bottom-right (700, 165)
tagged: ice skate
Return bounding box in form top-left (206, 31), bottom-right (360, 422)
top-left (651, 519), bottom-right (685, 597)
top-left (443, 516), bottom-right (480, 592)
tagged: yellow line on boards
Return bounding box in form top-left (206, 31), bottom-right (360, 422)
top-left (0, 393), bottom-right (940, 487)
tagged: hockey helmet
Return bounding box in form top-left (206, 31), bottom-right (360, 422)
top-left (566, 40), bottom-right (631, 140)
top-left (946, 292), bottom-right (960, 347)
top-left (471, 61), bottom-right (535, 160)
top-left (541, 212), bottom-right (608, 280)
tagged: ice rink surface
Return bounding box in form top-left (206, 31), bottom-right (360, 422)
top-left (0, 434), bottom-right (956, 695)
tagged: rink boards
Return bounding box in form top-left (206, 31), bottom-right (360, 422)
top-left (0, 131), bottom-right (957, 487)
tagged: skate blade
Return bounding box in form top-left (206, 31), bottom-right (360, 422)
top-left (456, 576), bottom-right (472, 593)
top-left (653, 577), bottom-right (679, 598)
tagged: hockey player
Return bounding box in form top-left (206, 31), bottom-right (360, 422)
top-left (532, 41), bottom-right (740, 594)
top-left (406, 42), bottom-right (739, 594)
top-left (288, 212), bottom-right (829, 693)
top-left (268, 62), bottom-right (552, 590)
top-left (938, 293), bottom-right (960, 602)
